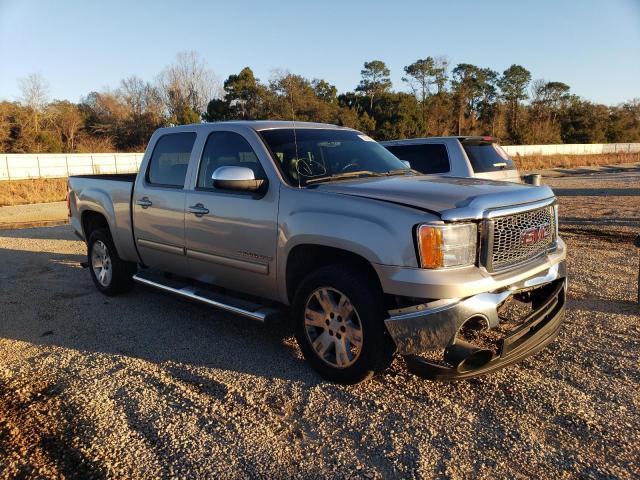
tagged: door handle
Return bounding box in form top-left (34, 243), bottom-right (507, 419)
top-left (188, 203), bottom-right (210, 217)
top-left (136, 197), bottom-right (152, 209)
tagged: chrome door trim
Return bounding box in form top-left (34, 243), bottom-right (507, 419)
top-left (186, 249), bottom-right (269, 275)
top-left (137, 238), bottom-right (185, 256)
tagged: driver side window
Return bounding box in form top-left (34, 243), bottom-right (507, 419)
top-left (197, 131), bottom-right (265, 189)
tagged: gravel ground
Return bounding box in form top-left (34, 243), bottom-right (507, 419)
top-left (0, 172), bottom-right (639, 479)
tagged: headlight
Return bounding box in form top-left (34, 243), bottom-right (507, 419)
top-left (417, 223), bottom-right (477, 269)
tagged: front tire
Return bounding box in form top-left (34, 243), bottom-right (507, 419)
top-left (293, 264), bottom-right (395, 384)
top-left (87, 228), bottom-right (136, 296)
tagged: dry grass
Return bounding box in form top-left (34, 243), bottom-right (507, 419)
top-left (513, 152), bottom-right (640, 171)
top-left (0, 178), bottom-right (68, 207)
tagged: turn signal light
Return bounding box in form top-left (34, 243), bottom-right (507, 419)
top-left (417, 223), bottom-right (477, 269)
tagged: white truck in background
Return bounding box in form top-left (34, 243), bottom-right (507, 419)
top-left (382, 136), bottom-right (522, 183)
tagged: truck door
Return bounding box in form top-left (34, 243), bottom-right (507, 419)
top-left (184, 130), bottom-right (279, 300)
top-left (133, 131), bottom-right (196, 275)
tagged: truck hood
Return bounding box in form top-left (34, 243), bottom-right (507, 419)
top-left (314, 175), bottom-right (555, 220)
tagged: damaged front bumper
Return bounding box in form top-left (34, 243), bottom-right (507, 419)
top-left (384, 261), bottom-right (567, 379)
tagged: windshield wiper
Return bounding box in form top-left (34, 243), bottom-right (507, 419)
top-left (304, 170), bottom-right (384, 185)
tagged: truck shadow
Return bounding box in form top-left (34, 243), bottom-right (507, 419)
top-left (0, 226), bottom-right (319, 385)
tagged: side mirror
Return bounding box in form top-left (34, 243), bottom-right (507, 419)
top-left (401, 160), bottom-right (411, 169)
top-left (212, 166), bottom-right (265, 192)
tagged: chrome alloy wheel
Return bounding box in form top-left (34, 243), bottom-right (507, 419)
top-left (91, 240), bottom-right (112, 287)
top-left (304, 287), bottom-right (363, 369)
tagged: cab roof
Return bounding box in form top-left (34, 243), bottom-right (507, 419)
top-left (156, 120), bottom-right (355, 134)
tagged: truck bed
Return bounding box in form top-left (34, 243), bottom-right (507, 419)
top-left (70, 173), bottom-right (137, 182)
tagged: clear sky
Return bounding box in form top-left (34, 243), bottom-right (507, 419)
top-left (1, 0), bottom-right (639, 105)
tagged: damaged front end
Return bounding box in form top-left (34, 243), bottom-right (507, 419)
top-left (384, 261), bottom-right (567, 380)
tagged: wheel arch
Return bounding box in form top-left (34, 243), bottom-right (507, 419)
top-left (284, 243), bottom-right (383, 305)
top-left (81, 210), bottom-right (111, 242)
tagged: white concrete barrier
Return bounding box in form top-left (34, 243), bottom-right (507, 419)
top-left (0, 153), bottom-right (144, 180)
top-left (502, 143), bottom-right (640, 156)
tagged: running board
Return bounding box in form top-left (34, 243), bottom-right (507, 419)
top-left (132, 272), bottom-right (278, 322)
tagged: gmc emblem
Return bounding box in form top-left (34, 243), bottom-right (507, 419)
top-left (521, 224), bottom-right (550, 246)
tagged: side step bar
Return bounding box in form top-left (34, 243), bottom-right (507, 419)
top-left (132, 271), bottom-right (279, 322)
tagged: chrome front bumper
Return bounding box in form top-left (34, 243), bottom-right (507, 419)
top-left (384, 260), bottom-right (567, 355)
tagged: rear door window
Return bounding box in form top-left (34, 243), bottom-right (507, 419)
top-left (462, 142), bottom-right (515, 172)
top-left (146, 132), bottom-right (197, 187)
top-left (384, 144), bottom-right (450, 174)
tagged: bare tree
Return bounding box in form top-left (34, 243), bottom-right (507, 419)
top-left (157, 51), bottom-right (221, 121)
top-left (119, 76), bottom-right (163, 117)
top-left (18, 72), bottom-right (50, 132)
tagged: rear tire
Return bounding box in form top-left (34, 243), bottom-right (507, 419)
top-left (293, 264), bottom-right (396, 384)
top-left (87, 228), bottom-right (136, 296)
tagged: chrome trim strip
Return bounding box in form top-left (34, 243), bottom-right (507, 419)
top-left (132, 274), bottom-right (267, 321)
top-left (440, 192), bottom-right (556, 222)
top-left (483, 197), bottom-right (556, 219)
top-left (137, 238), bottom-right (185, 255)
top-left (186, 249), bottom-right (269, 275)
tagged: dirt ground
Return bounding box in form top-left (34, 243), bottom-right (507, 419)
top-left (0, 171), bottom-right (638, 479)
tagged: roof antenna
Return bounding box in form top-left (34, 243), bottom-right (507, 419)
top-left (286, 81), bottom-right (302, 189)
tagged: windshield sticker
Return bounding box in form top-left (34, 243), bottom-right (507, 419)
top-left (358, 134), bottom-right (375, 142)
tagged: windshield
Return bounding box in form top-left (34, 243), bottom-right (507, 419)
top-left (462, 141), bottom-right (516, 173)
top-left (260, 128), bottom-right (411, 185)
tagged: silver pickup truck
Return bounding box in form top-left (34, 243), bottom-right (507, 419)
top-left (68, 121), bottom-right (566, 384)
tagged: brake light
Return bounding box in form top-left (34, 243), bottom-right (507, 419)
top-left (482, 136), bottom-right (494, 142)
top-left (67, 188), bottom-right (72, 217)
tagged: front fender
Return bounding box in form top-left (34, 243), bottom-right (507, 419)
top-left (276, 187), bottom-right (436, 303)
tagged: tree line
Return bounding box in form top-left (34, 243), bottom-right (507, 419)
top-left (1, 51), bottom-right (638, 153)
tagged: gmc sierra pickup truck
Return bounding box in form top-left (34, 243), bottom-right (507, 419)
top-left (68, 121), bottom-right (566, 384)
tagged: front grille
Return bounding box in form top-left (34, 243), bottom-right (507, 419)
top-left (483, 205), bottom-right (556, 272)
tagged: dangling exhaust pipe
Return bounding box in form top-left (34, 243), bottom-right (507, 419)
top-left (444, 340), bottom-right (493, 373)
